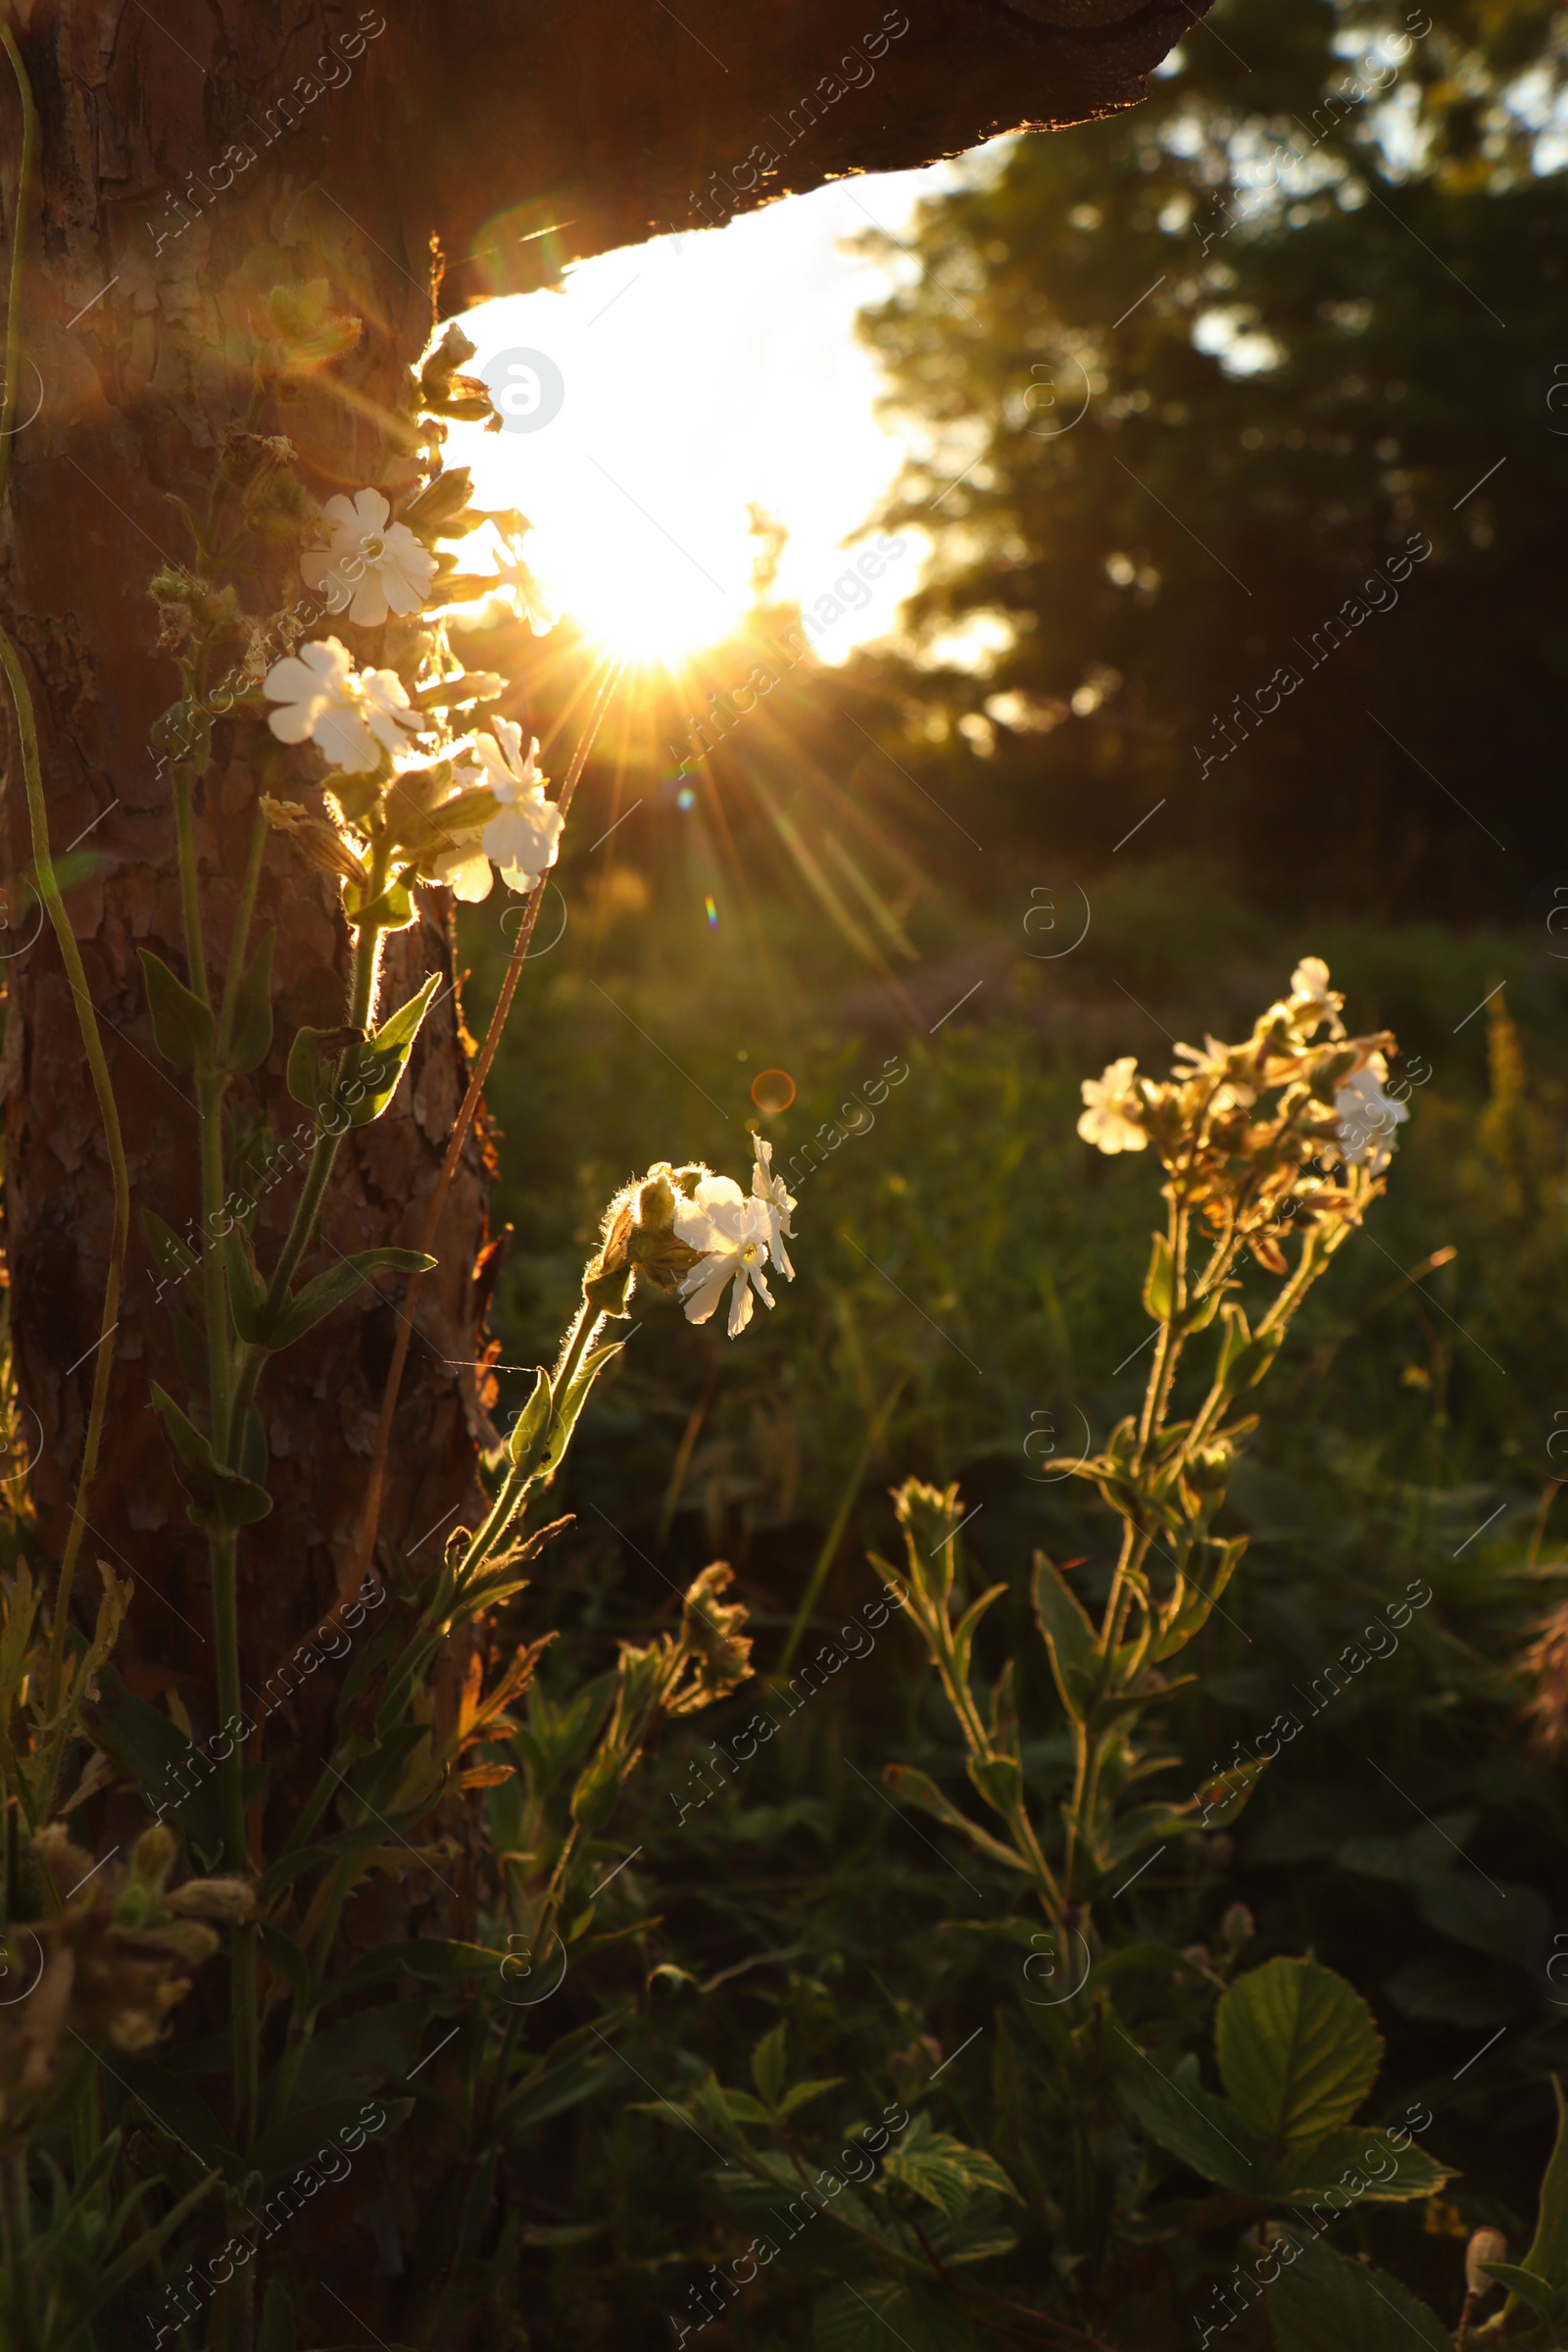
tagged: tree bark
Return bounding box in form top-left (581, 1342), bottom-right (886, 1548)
top-left (1, 0), bottom-right (1195, 1703)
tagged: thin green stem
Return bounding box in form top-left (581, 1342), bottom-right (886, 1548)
top-left (0, 41), bottom-right (127, 1735)
top-left (3, 2147), bottom-right (41, 2352)
top-left (172, 772), bottom-right (211, 1009)
top-left (0, 24), bottom-right (33, 521)
top-left (2, 628), bottom-right (131, 1729)
top-left (461, 1299), bottom-right (600, 1579)
top-left (215, 806), bottom-right (268, 1066)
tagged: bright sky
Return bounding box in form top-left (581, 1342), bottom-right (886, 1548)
top-left (446, 159), bottom-right (993, 666)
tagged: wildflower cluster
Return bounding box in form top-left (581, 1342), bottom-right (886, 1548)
top-left (1078, 956), bottom-right (1407, 1272)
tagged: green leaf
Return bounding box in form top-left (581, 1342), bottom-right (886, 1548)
top-left (327, 1937), bottom-right (511, 2001)
top-left (1031, 1552), bottom-right (1100, 1722)
top-left (225, 928), bottom-right (275, 1073)
top-left (536, 1339), bottom-right (625, 1481)
top-left (346, 876), bottom-right (417, 936)
top-left (288, 2008), bottom-right (423, 2111)
top-left (965, 1754), bottom-right (1022, 1819)
top-left (87, 1665), bottom-right (224, 1868)
top-left (223, 1228), bottom-right (266, 1344)
top-left (1216, 1957), bottom-right (1382, 2155)
top-left (286, 1024), bottom-right (329, 1112)
top-left (259, 2280), bottom-right (296, 2352)
top-left (1143, 1229), bottom-right (1174, 1321)
top-left (114, 2058), bottom-right (242, 2179)
top-left (1117, 2051), bottom-right (1265, 2194)
top-left (1479, 2263), bottom-right (1559, 2319)
top-left (507, 1367), bottom-right (552, 1467)
top-left (258, 1924), bottom-right (313, 2013)
top-left (260, 1248), bottom-right (436, 1353)
top-left (138, 947), bottom-right (214, 1069)
top-left (813, 2278), bottom-right (976, 2352)
top-left (142, 1208), bottom-right (198, 1291)
top-left (752, 2021), bottom-right (788, 2109)
top-left (777, 2078), bottom-right (843, 2118)
top-left (402, 466), bottom-right (473, 536)
top-left (1268, 2126), bottom-right (1451, 2204)
top-left (1266, 2230), bottom-right (1451, 2351)
top-left (1517, 2076), bottom-right (1568, 2301)
top-left (249, 2096), bottom-right (412, 2190)
top-left (882, 2117), bottom-right (1019, 2222)
top-left (348, 971), bottom-right (442, 1125)
top-left (880, 1764), bottom-right (1031, 1874)
top-left (150, 1383), bottom-right (272, 1531)
top-left (497, 2041), bottom-right (617, 2139)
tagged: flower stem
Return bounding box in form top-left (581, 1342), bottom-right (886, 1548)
top-left (215, 804), bottom-right (269, 1066)
top-left (1, 626), bottom-right (130, 1731)
top-left (343, 658), bottom-right (621, 1600)
top-left (0, 40), bottom-right (127, 1735)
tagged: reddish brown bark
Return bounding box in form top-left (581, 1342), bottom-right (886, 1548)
top-left (0, 0), bottom-right (1196, 1694)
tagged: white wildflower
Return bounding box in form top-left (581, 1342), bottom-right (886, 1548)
top-left (674, 1176), bottom-right (780, 1339)
top-left (750, 1134), bottom-right (796, 1280)
top-left (1287, 956), bottom-right (1345, 1038)
top-left (263, 638), bottom-right (418, 773)
top-left (1078, 1055), bottom-right (1148, 1154)
top-left (1335, 1051), bottom-right (1409, 1171)
top-left (429, 720), bottom-right (563, 901)
top-left (301, 488), bottom-right (438, 628)
top-left (492, 537), bottom-right (558, 635)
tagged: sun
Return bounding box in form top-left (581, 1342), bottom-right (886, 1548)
top-left (524, 519), bottom-right (750, 669)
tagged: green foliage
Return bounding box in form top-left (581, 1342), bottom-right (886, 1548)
top-left (852, 0), bottom-right (1568, 913)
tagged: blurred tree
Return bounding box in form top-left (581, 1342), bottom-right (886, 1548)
top-left (855, 0), bottom-right (1568, 913)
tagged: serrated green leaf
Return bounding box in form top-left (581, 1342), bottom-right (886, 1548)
top-left (752, 2021), bottom-right (788, 2109)
top-left (138, 947), bottom-right (214, 1069)
top-left (150, 1383), bottom-right (272, 1531)
top-left (260, 1248), bottom-right (436, 1353)
top-left (1268, 2125), bottom-right (1451, 2204)
top-left (225, 928), bottom-right (275, 1073)
top-left (1266, 2230), bottom-right (1451, 2351)
top-left (1031, 1551), bottom-right (1100, 1722)
top-left (1217, 1957), bottom-right (1382, 2154)
top-left (882, 2126), bottom-right (1019, 2221)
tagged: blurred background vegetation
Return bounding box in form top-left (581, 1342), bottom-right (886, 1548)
top-left (437, 0), bottom-right (1568, 2337)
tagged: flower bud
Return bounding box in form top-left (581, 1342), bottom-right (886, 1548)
top-left (1220, 1902), bottom-right (1254, 1950)
top-left (166, 1876), bottom-right (256, 1925)
top-left (636, 1168), bottom-right (676, 1230)
top-left (1465, 2227), bottom-right (1507, 2296)
top-left (131, 1823), bottom-right (176, 1887)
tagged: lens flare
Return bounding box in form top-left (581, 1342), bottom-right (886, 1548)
top-left (750, 1067), bottom-right (796, 1114)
